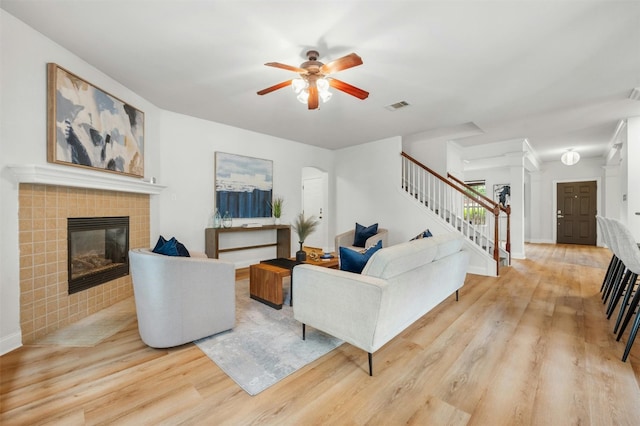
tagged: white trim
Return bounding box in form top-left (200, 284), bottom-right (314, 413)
top-left (528, 238), bottom-right (556, 244)
top-left (7, 164), bottom-right (165, 195)
top-left (0, 331), bottom-right (22, 356)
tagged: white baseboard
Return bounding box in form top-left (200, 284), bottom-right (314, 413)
top-left (0, 331), bottom-right (22, 356)
top-left (511, 251), bottom-right (526, 260)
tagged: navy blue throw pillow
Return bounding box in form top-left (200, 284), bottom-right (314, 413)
top-left (353, 222), bottom-right (378, 247)
top-left (175, 240), bottom-right (190, 257)
top-left (410, 229), bottom-right (433, 241)
top-left (152, 235), bottom-right (168, 252)
top-left (340, 240), bottom-right (382, 274)
top-left (152, 236), bottom-right (190, 257)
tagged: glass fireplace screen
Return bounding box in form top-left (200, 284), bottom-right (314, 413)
top-left (67, 216), bottom-right (129, 294)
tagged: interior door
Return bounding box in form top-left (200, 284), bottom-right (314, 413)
top-left (556, 181), bottom-right (597, 245)
top-left (302, 176), bottom-right (326, 250)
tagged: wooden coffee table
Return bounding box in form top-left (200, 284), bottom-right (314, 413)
top-left (249, 255), bottom-right (338, 309)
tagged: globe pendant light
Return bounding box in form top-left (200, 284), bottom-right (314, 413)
top-left (561, 150), bottom-right (580, 166)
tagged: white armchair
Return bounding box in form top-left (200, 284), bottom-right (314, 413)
top-left (129, 248), bottom-right (236, 348)
top-left (335, 228), bottom-right (389, 252)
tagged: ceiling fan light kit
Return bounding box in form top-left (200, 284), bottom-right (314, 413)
top-left (257, 50), bottom-right (369, 110)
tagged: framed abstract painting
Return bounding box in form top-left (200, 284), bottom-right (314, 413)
top-left (494, 183), bottom-right (511, 208)
top-left (47, 63), bottom-right (145, 177)
top-left (215, 152), bottom-right (273, 218)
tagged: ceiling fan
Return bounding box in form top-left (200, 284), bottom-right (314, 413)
top-left (257, 50), bottom-right (369, 110)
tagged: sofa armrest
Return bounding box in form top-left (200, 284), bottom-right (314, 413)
top-left (334, 229), bottom-right (356, 251)
top-left (365, 228), bottom-right (388, 248)
top-left (292, 264), bottom-right (388, 353)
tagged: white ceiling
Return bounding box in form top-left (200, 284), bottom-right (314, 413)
top-left (3, 0), bottom-right (640, 162)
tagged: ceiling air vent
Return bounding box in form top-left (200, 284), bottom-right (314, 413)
top-left (385, 101), bottom-right (410, 111)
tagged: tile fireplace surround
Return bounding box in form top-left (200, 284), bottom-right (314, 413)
top-left (12, 165), bottom-right (160, 344)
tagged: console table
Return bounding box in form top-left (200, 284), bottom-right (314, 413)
top-left (205, 225), bottom-right (291, 259)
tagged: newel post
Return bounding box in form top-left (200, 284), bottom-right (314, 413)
top-left (505, 205), bottom-right (511, 257)
top-left (494, 205), bottom-right (500, 276)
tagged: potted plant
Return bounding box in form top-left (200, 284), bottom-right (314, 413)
top-left (269, 196), bottom-right (284, 224)
top-left (291, 213), bottom-right (319, 261)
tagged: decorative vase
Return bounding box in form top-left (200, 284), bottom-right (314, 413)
top-left (274, 217), bottom-right (281, 225)
top-left (296, 242), bottom-right (306, 261)
top-left (213, 208), bottom-right (222, 228)
top-left (222, 211), bottom-right (232, 228)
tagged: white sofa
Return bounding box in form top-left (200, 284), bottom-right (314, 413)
top-left (129, 248), bottom-right (236, 348)
top-left (292, 232), bottom-right (469, 375)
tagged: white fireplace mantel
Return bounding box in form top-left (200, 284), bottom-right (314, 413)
top-left (7, 164), bottom-right (166, 195)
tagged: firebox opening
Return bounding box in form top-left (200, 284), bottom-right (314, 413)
top-left (68, 216), bottom-right (129, 294)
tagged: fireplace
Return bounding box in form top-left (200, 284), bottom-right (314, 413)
top-left (68, 216), bottom-right (130, 294)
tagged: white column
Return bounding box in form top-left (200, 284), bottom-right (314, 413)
top-left (602, 165), bottom-right (621, 219)
top-left (528, 171), bottom-right (543, 243)
top-left (626, 116), bottom-right (640, 240)
top-left (509, 162), bottom-right (526, 259)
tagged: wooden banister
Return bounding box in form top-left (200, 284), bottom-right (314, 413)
top-left (401, 153), bottom-right (496, 211)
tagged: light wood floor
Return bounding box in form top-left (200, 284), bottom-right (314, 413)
top-left (2, 243), bottom-right (640, 425)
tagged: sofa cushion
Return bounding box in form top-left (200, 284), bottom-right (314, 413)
top-left (410, 228), bottom-right (433, 240)
top-left (353, 222), bottom-right (378, 247)
top-left (152, 236), bottom-right (190, 257)
top-left (432, 233), bottom-right (464, 260)
top-left (340, 240), bottom-right (383, 273)
top-left (362, 237), bottom-right (440, 279)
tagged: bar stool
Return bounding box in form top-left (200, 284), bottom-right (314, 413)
top-left (603, 219), bottom-right (637, 333)
top-left (600, 217), bottom-right (627, 308)
top-left (608, 219), bottom-right (640, 361)
top-left (597, 216), bottom-right (620, 295)
top-left (603, 217), bottom-right (634, 319)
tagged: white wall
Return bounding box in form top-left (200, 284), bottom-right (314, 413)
top-left (336, 137), bottom-right (438, 243)
top-left (528, 157), bottom-right (605, 244)
top-left (403, 134), bottom-right (449, 176)
top-left (155, 109), bottom-right (334, 266)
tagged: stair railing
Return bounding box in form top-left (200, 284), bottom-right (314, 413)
top-left (400, 152), bottom-right (507, 275)
top-left (447, 173), bottom-right (511, 256)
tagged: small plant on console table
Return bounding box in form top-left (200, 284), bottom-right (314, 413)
top-left (291, 213), bottom-right (319, 261)
top-left (269, 196), bottom-right (284, 224)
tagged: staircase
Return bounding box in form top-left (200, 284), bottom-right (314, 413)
top-left (401, 152), bottom-right (510, 275)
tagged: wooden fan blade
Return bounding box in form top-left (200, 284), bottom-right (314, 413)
top-left (320, 53), bottom-right (363, 74)
top-left (328, 78), bottom-right (369, 100)
top-left (265, 62), bottom-right (307, 73)
top-left (257, 80), bottom-right (293, 95)
top-left (308, 85), bottom-right (319, 110)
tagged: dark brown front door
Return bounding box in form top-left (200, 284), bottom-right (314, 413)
top-left (556, 181), bottom-right (597, 245)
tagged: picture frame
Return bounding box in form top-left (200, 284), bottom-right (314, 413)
top-left (47, 63), bottom-right (145, 178)
top-left (215, 152), bottom-right (273, 218)
top-left (494, 183), bottom-right (511, 208)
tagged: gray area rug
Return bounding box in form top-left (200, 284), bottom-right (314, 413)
top-left (195, 278), bottom-right (343, 396)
